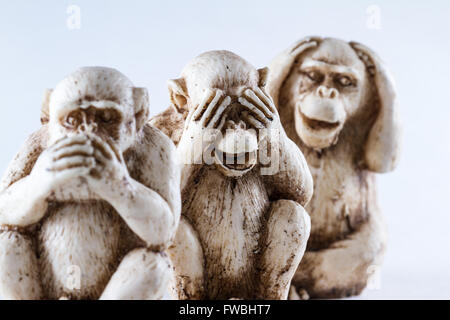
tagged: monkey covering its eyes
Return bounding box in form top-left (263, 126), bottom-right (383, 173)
top-left (151, 50), bottom-right (313, 300)
top-left (0, 67), bottom-right (180, 300)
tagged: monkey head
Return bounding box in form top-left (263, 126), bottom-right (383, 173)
top-left (268, 37), bottom-right (400, 172)
top-left (41, 67), bottom-right (149, 152)
top-left (168, 51), bottom-right (269, 177)
top-left (286, 38), bottom-right (370, 149)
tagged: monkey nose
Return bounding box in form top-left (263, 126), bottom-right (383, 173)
top-left (225, 120), bottom-right (237, 129)
top-left (79, 122), bottom-right (98, 134)
top-left (316, 86), bottom-right (339, 99)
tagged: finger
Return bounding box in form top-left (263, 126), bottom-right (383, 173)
top-left (53, 135), bottom-right (90, 151)
top-left (206, 95), bottom-right (231, 129)
top-left (351, 43), bottom-right (379, 77)
top-left (238, 97), bottom-right (270, 126)
top-left (192, 88), bottom-right (215, 121)
top-left (243, 111), bottom-right (265, 130)
top-left (52, 144), bottom-right (94, 161)
top-left (243, 89), bottom-right (273, 120)
top-left (200, 90), bottom-right (224, 126)
top-left (50, 156), bottom-right (96, 171)
top-left (290, 39), bottom-right (319, 57)
top-left (90, 135), bottom-right (124, 164)
top-left (350, 42), bottom-right (374, 60)
top-left (215, 114), bottom-right (229, 131)
top-left (253, 87), bottom-right (277, 114)
top-left (184, 108), bottom-right (195, 128)
top-left (215, 106), bottom-right (232, 131)
top-left (106, 139), bottom-right (124, 163)
top-left (93, 149), bottom-right (108, 165)
top-left (88, 135), bottom-right (113, 160)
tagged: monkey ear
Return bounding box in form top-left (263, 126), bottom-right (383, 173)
top-left (350, 41), bottom-right (401, 173)
top-left (41, 89), bottom-right (53, 125)
top-left (167, 78), bottom-right (188, 114)
top-left (132, 87), bottom-right (150, 132)
top-left (258, 67), bottom-right (269, 88)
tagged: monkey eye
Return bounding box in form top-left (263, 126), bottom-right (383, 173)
top-left (305, 70), bottom-right (323, 82)
top-left (65, 113), bottom-right (80, 128)
top-left (99, 110), bottom-right (113, 123)
top-left (337, 75), bottom-right (353, 87)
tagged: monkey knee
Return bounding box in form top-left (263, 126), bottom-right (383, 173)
top-left (267, 200), bottom-right (311, 241)
top-left (101, 250), bottom-right (171, 300)
top-left (0, 230), bottom-right (35, 270)
top-left (133, 250), bottom-right (172, 299)
top-left (0, 231), bottom-right (41, 299)
top-left (260, 200), bottom-right (311, 280)
top-left (168, 217), bottom-right (204, 299)
top-left (258, 202), bottom-right (311, 300)
top-left (0, 229), bottom-right (27, 248)
top-left (169, 217), bottom-right (202, 266)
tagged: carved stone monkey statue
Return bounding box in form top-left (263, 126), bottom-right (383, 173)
top-left (267, 37), bottom-right (401, 298)
top-left (151, 50), bottom-right (313, 300)
top-left (0, 67), bottom-right (180, 300)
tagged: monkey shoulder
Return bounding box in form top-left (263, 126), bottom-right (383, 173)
top-left (127, 123), bottom-right (178, 180)
top-left (125, 123), bottom-right (180, 209)
top-left (1, 125), bottom-right (48, 190)
top-left (149, 106), bottom-right (185, 146)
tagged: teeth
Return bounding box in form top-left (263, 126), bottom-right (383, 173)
top-left (218, 151), bottom-right (255, 171)
top-left (223, 152), bottom-right (246, 165)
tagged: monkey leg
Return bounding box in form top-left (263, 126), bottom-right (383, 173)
top-left (0, 230), bottom-right (42, 299)
top-left (100, 249), bottom-right (171, 300)
top-left (292, 211), bottom-right (387, 298)
top-left (167, 216), bottom-right (205, 300)
top-left (256, 200), bottom-right (311, 300)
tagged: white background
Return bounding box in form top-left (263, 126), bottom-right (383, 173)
top-left (0, 0), bottom-right (449, 299)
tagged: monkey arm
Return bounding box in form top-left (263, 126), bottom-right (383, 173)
top-left (350, 42), bottom-right (401, 173)
top-left (100, 125), bottom-right (181, 250)
top-left (263, 131), bottom-right (313, 207)
top-left (364, 91), bottom-right (401, 173)
top-left (103, 179), bottom-right (177, 250)
top-left (0, 176), bottom-right (50, 227)
top-left (0, 128), bottom-right (49, 227)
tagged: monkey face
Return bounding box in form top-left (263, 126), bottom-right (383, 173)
top-left (46, 68), bottom-right (144, 152)
top-left (290, 41), bottom-right (367, 149)
top-left (49, 99), bottom-right (134, 152)
top-left (214, 119), bottom-right (258, 177)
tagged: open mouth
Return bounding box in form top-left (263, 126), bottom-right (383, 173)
top-left (217, 151), bottom-right (256, 171)
top-left (301, 112), bottom-right (340, 130)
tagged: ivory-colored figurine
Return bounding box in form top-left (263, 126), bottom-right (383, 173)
top-left (151, 50), bottom-right (313, 300)
top-left (0, 67), bottom-right (180, 300)
top-left (267, 37), bottom-right (401, 298)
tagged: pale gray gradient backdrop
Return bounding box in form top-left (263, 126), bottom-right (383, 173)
top-left (0, 0), bottom-right (449, 299)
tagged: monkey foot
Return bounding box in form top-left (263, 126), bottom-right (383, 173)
top-left (289, 285), bottom-right (310, 300)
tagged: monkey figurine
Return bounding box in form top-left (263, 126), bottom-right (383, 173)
top-left (267, 37), bottom-right (401, 298)
top-left (0, 67), bottom-right (181, 300)
top-left (151, 50), bottom-right (313, 300)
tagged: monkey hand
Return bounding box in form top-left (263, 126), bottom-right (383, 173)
top-left (239, 87), bottom-right (281, 130)
top-left (288, 36), bottom-right (322, 58)
top-left (350, 42), bottom-right (396, 106)
top-left (238, 87), bottom-right (286, 151)
top-left (30, 135), bottom-right (96, 194)
top-left (86, 135), bottom-right (131, 200)
top-left (178, 89), bottom-right (231, 165)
